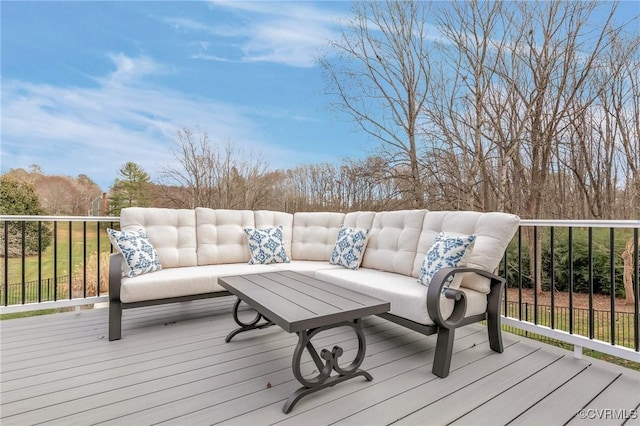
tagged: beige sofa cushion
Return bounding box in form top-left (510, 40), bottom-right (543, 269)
top-left (196, 208), bottom-right (255, 265)
top-left (315, 268), bottom-right (487, 325)
top-left (361, 209), bottom-right (427, 276)
top-left (413, 211), bottom-right (520, 293)
top-left (120, 263), bottom-right (273, 303)
top-left (120, 260), bottom-right (343, 303)
top-left (254, 210), bottom-right (294, 259)
top-left (268, 260), bottom-right (343, 275)
top-left (120, 207), bottom-right (197, 268)
top-left (343, 211), bottom-right (376, 230)
top-left (291, 212), bottom-right (345, 261)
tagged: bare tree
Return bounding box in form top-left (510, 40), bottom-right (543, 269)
top-left (73, 174), bottom-right (102, 215)
top-left (609, 35), bottom-right (640, 219)
top-left (320, 0), bottom-right (432, 207)
top-left (425, 0), bottom-right (508, 211)
top-left (507, 1), bottom-right (622, 292)
top-left (159, 127), bottom-right (271, 210)
top-left (34, 175), bottom-right (80, 215)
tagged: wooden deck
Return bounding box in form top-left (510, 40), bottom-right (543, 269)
top-left (1, 297), bottom-right (638, 426)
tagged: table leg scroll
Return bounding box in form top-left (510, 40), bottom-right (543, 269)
top-left (283, 318), bottom-right (372, 414)
top-left (225, 298), bottom-right (274, 343)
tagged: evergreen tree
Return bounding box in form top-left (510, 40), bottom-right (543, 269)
top-left (108, 162), bottom-right (152, 216)
top-left (0, 175), bottom-right (52, 256)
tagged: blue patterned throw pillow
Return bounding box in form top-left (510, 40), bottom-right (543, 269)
top-left (330, 226), bottom-right (369, 270)
top-left (244, 226), bottom-right (290, 264)
top-left (418, 232), bottom-right (476, 290)
top-left (107, 228), bottom-right (162, 277)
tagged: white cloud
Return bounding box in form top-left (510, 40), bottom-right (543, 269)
top-left (0, 54), bottom-right (284, 190)
top-left (172, 1), bottom-right (348, 68)
top-left (104, 53), bottom-right (165, 85)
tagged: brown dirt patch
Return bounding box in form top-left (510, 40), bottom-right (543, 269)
top-left (505, 288), bottom-right (636, 313)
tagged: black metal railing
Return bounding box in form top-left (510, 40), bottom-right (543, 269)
top-left (0, 276), bottom-right (71, 306)
top-left (500, 220), bottom-right (639, 360)
top-left (0, 215), bottom-right (638, 362)
top-left (1, 215), bottom-right (117, 311)
top-left (502, 301), bottom-right (636, 351)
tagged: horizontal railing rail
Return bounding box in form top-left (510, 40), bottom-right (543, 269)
top-left (1, 215), bottom-right (638, 364)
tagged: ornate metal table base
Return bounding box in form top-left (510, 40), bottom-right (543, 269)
top-left (224, 298), bottom-right (373, 414)
top-left (283, 318), bottom-right (372, 414)
top-left (224, 298), bottom-right (274, 343)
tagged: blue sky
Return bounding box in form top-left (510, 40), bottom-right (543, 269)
top-left (2, 1), bottom-right (638, 192)
top-left (1, 1), bottom-right (370, 191)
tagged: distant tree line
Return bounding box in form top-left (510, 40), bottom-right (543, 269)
top-left (2, 165), bottom-right (103, 216)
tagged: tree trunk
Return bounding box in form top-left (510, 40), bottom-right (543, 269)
top-left (622, 238), bottom-right (637, 305)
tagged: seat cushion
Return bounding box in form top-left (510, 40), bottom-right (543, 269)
top-left (314, 268), bottom-right (486, 326)
top-left (120, 263), bottom-right (274, 303)
top-left (120, 260), bottom-right (343, 303)
top-left (268, 260), bottom-right (342, 274)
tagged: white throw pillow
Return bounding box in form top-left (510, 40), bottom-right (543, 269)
top-left (330, 226), bottom-right (369, 270)
top-left (107, 228), bottom-right (162, 277)
top-left (244, 226), bottom-right (290, 264)
top-left (418, 232), bottom-right (476, 290)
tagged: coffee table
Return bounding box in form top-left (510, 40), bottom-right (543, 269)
top-left (218, 271), bottom-right (390, 414)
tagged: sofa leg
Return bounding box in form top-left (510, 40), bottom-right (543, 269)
top-left (487, 309), bottom-right (504, 353)
top-left (109, 301), bottom-right (122, 341)
top-left (432, 327), bottom-right (455, 378)
top-left (486, 278), bottom-right (504, 353)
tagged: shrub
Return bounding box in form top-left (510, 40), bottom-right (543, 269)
top-left (501, 228), bottom-right (630, 298)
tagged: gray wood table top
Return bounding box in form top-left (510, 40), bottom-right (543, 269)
top-left (218, 271), bottom-right (390, 333)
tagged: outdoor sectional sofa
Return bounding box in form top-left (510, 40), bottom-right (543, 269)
top-left (108, 207), bottom-right (520, 378)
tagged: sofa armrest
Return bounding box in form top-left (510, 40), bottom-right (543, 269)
top-left (109, 253), bottom-right (123, 302)
top-left (426, 267), bottom-right (505, 329)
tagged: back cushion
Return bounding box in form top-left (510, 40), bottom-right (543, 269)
top-left (361, 210), bottom-right (427, 276)
top-left (120, 207), bottom-right (197, 269)
top-left (196, 208), bottom-right (255, 265)
top-left (343, 211), bottom-right (376, 230)
top-left (291, 212), bottom-right (345, 261)
top-left (413, 211), bottom-right (520, 293)
top-left (254, 210), bottom-right (294, 259)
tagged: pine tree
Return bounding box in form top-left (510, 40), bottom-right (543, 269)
top-left (108, 162), bottom-right (152, 216)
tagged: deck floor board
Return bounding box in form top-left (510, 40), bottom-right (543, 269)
top-left (1, 298), bottom-right (638, 426)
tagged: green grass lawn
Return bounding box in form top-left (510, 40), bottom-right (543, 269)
top-left (502, 302), bottom-right (639, 371)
